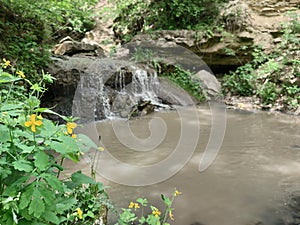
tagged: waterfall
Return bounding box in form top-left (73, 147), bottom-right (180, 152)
top-left (109, 65), bottom-right (162, 118)
top-left (72, 59), bottom-right (165, 121)
top-left (130, 66), bottom-right (160, 103)
top-left (72, 72), bottom-right (107, 122)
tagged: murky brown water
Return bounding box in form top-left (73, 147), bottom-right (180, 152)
top-left (67, 106), bottom-right (300, 225)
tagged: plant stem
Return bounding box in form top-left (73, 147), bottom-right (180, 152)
top-left (57, 156), bottom-right (65, 178)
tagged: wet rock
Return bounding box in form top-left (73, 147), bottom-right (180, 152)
top-left (193, 70), bottom-right (221, 100)
top-left (128, 99), bottom-right (156, 119)
top-left (46, 56), bottom-right (196, 120)
top-left (156, 77), bottom-right (198, 106)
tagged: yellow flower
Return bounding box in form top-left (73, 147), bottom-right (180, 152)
top-left (98, 146), bottom-right (105, 151)
top-left (174, 189), bottom-right (182, 197)
top-left (3, 58), bottom-right (11, 68)
top-left (128, 202), bottom-right (140, 209)
top-left (152, 207), bottom-right (161, 218)
top-left (16, 71), bottom-right (25, 78)
top-left (169, 211), bottom-right (174, 220)
top-left (76, 208), bottom-right (83, 219)
top-left (66, 122), bottom-right (77, 134)
top-left (24, 114), bottom-right (43, 132)
top-left (71, 134), bottom-right (77, 139)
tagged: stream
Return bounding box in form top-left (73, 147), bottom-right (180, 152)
top-left (67, 106), bottom-right (300, 225)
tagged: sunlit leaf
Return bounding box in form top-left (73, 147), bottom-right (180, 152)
top-left (71, 171), bottom-right (96, 186)
top-left (0, 72), bottom-right (20, 83)
top-left (34, 151), bottom-right (49, 171)
top-left (12, 159), bottom-right (33, 172)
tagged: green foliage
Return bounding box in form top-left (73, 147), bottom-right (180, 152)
top-left (0, 0), bottom-right (98, 78)
top-left (112, 0), bottom-right (229, 42)
top-left (222, 63), bottom-right (256, 96)
top-left (160, 65), bottom-right (206, 102)
top-left (257, 81), bottom-right (278, 106)
top-left (116, 189), bottom-right (181, 225)
top-left (280, 12), bottom-right (300, 49)
top-left (222, 12), bottom-right (300, 111)
top-left (0, 61), bottom-right (111, 224)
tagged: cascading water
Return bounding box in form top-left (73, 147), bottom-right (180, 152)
top-left (72, 59), bottom-right (167, 121)
top-left (108, 65), bottom-right (164, 118)
top-left (72, 71), bottom-right (107, 122)
top-left (130, 67), bottom-right (160, 102)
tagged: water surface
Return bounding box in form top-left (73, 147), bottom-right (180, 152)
top-left (70, 107), bottom-right (300, 225)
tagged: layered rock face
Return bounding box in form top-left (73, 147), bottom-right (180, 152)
top-left (248, 0), bottom-right (299, 16)
top-left (128, 0), bottom-right (299, 72)
top-left (51, 0), bottom-right (299, 73)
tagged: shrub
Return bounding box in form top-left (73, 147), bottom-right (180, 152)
top-left (0, 0), bottom-right (98, 78)
top-left (112, 0), bottom-right (229, 42)
top-left (116, 189), bottom-right (182, 225)
top-left (160, 65), bottom-right (206, 102)
top-left (0, 59), bottom-right (111, 225)
top-left (222, 12), bottom-right (300, 110)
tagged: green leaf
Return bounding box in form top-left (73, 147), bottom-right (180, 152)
top-left (12, 159), bottom-right (33, 172)
top-left (76, 133), bottom-right (98, 152)
top-left (146, 214), bottom-right (161, 225)
top-left (0, 124), bottom-right (10, 143)
top-left (163, 197), bottom-right (171, 207)
top-left (0, 72), bottom-right (20, 83)
top-left (139, 216), bottom-right (146, 224)
top-left (34, 151), bottom-right (49, 171)
top-left (39, 119), bottom-right (58, 138)
top-left (55, 198), bottom-right (77, 214)
top-left (42, 210), bottom-right (60, 224)
top-left (15, 143), bottom-right (35, 154)
top-left (3, 175), bottom-right (30, 196)
top-left (25, 96), bottom-right (40, 109)
top-left (71, 171), bottom-right (96, 186)
top-left (136, 198), bottom-right (148, 206)
top-left (15, 129), bottom-right (34, 141)
top-left (19, 188), bottom-right (34, 209)
top-left (118, 209), bottom-right (137, 223)
top-left (0, 103), bottom-right (23, 111)
top-left (29, 189), bottom-right (45, 218)
top-left (50, 136), bottom-right (79, 156)
top-left (0, 158), bottom-right (11, 179)
top-left (86, 210), bottom-right (95, 218)
top-left (39, 188), bottom-right (55, 205)
top-left (66, 152), bottom-right (80, 162)
top-left (42, 173), bottom-right (64, 192)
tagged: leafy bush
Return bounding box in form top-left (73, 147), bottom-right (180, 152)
top-left (112, 0), bottom-right (229, 42)
top-left (0, 60), bottom-right (111, 225)
top-left (257, 81), bottom-right (278, 106)
top-left (116, 189), bottom-right (181, 225)
top-left (222, 63), bottom-right (256, 96)
top-left (0, 0), bottom-right (98, 78)
top-left (222, 12), bottom-right (300, 111)
top-left (160, 65), bottom-right (206, 102)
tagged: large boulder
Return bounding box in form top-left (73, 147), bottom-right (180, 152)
top-left (193, 70), bottom-right (221, 100)
top-left (156, 77), bottom-right (198, 106)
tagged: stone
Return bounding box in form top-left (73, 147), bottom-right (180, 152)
top-left (156, 77), bottom-right (198, 106)
top-left (193, 70), bottom-right (221, 100)
top-left (52, 36), bottom-right (105, 56)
